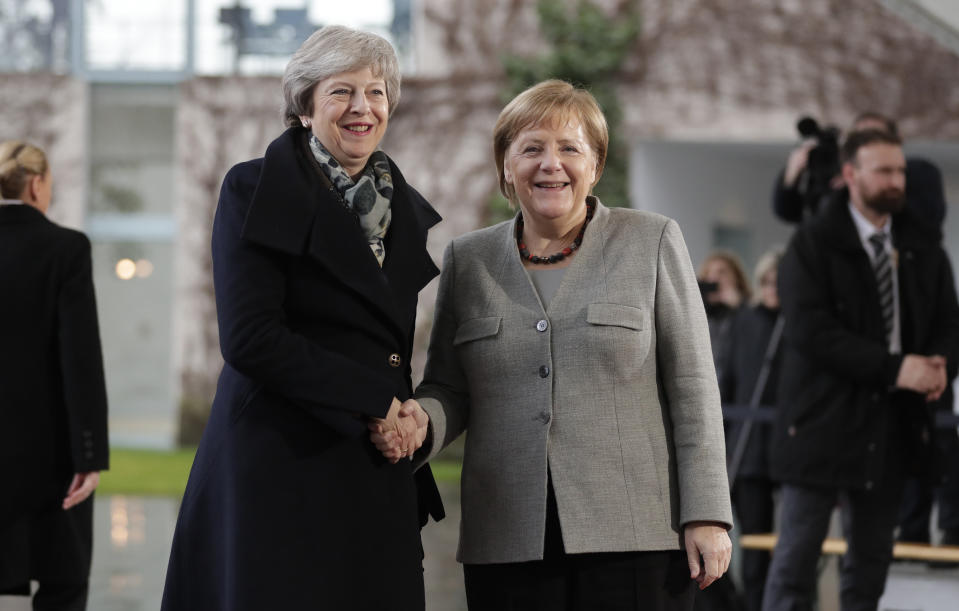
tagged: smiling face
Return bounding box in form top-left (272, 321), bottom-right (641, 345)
top-left (503, 118), bottom-right (598, 226)
top-left (301, 67), bottom-right (389, 177)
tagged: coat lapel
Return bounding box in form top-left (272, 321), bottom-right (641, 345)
top-left (240, 127), bottom-right (434, 340)
top-left (381, 162), bottom-right (442, 337)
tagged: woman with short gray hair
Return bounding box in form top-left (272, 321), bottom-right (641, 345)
top-left (162, 25), bottom-right (444, 611)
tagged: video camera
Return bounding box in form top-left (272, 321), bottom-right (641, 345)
top-left (795, 116), bottom-right (840, 214)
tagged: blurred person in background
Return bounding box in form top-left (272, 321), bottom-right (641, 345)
top-left (0, 141), bottom-right (109, 611)
top-left (699, 251), bottom-right (751, 387)
top-left (764, 130), bottom-right (959, 611)
top-left (161, 25), bottom-right (444, 611)
top-left (772, 111), bottom-right (945, 228)
top-left (374, 79), bottom-right (733, 610)
top-left (718, 248), bottom-right (783, 611)
top-left (895, 159), bottom-right (959, 553)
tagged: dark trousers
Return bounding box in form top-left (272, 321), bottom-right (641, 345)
top-left (33, 582), bottom-right (89, 611)
top-left (464, 478), bottom-right (695, 611)
top-left (898, 428), bottom-right (959, 542)
top-left (464, 550), bottom-right (695, 611)
top-left (2, 581), bottom-right (89, 611)
top-left (733, 478), bottom-right (775, 611)
top-left (761, 474), bottom-right (904, 611)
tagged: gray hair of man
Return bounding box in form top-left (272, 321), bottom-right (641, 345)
top-left (282, 25), bottom-right (401, 127)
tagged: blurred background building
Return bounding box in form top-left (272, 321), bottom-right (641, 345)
top-left (2, 0), bottom-right (959, 450)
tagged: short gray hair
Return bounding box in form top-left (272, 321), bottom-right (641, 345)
top-left (282, 25), bottom-right (401, 127)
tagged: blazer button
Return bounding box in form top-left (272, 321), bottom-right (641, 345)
top-left (538, 411), bottom-right (551, 424)
top-left (536, 319), bottom-right (548, 332)
top-left (539, 365), bottom-right (550, 378)
top-left (388, 353), bottom-right (402, 368)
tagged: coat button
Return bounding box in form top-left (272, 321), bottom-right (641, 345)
top-left (787, 425), bottom-right (797, 437)
top-left (539, 411), bottom-right (551, 424)
top-left (388, 353), bottom-right (402, 368)
top-left (536, 319), bottom-right (548, 332)
top-left (865, 480), bottom-right (874, 490)
top-left (539, 365), bottom-right (550, 378)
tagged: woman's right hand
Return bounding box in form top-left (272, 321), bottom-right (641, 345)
top-left (368, 398), bottom-right (429, 463)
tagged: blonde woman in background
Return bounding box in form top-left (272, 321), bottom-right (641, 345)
top-left (718, 248), bottom-right (783, 611)
top-left (0, 141), bottom-right (109, 611)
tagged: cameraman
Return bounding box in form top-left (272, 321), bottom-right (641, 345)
top-left (772, 112), bottom-right (946, 228)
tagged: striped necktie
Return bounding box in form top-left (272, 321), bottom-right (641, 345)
top-left (869, 233), bottom-right (894, 345)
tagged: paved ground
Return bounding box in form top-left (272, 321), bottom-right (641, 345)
top-left (0, 481), bottom-right (467, 611)
top-left (3, 487), bottom-right (957, 610)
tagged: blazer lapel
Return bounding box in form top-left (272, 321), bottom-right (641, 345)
top-left (494, 214), bottom-right (547, 315)
top-left (546, 199), bottom-right (610, 314)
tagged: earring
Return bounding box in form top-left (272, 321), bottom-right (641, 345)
top-left (302, 120), bottom-right (311, 128)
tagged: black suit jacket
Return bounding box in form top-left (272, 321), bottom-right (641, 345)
top-left (772, 195), bottom-right (959, 489)
top-left (0, 204), bottom-right (108, 588)
top-left (163, 128), bottom-right (444, 611)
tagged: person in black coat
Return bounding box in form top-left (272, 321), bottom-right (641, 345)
top-left (764, 130), bottom-right (959, 611)
top-left (161, 25), bottom-right (444, 611)
top-left (0, 141), bottom-right (109, 611)
top-left (719, 249), bottom-right (782, 611)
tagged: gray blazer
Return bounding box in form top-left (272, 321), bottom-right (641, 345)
top-left (416, 200), bottom-right (732, 564)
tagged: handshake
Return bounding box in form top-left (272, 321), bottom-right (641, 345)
top-left (896, 354), bottom-right (948, 402)
top-left (367, 398), bottom-right (429, 463)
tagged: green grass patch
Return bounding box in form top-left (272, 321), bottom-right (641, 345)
top-left (99, 447), bottom-right (461, 497)
top-left (99, 447), bottom-right (196, 497)
top-left (430, 460), bottom-right (462, 483)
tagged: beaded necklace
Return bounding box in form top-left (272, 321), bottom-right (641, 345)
top-left (516, 199), bottom-right (595, 265)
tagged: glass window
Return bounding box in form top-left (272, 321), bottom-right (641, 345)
top-left (85, 0), bottom-right (188, 72)
top-left (0, 0), bottom-right (73, 72)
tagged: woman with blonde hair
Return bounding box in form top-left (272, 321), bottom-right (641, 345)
top-left (0, 141), bottom-right (109, 611)
top-left (719, 248), bottom-right (783, 611)
top-left (374, 79), bottom-right (732, 610)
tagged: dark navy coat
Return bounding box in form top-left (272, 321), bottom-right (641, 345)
top-left (772, 194), bottom-right (959, 490)
top-left (0, 204), bottom-right (109, 591)
top-left (161, 128), bottom-right (444, 611)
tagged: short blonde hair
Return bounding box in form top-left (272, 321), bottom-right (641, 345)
top-left (282, 25), bottom-right (401, 127)
top-left (0, 140), bottom-right (48, 200)
top-left (493, 80), bottom-right (608, 207)
top-left (752, 248), bottom-right (783, 305)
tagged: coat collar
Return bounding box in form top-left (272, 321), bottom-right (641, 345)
top-left (0, 203), bottom-right (46, 225)
top-left (240, 127), bottom-right (441, 339)
top-left (816, 190), bottom-right (939, 254)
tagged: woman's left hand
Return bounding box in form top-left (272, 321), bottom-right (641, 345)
top-left (683, 521), bottom-right (732, 590)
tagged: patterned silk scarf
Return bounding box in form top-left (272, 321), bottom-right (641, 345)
top-left (309, 134), bottom-right (393, 266)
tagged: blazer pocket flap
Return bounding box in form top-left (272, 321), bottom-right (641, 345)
top-left (453, 317), bottom-right (502, 346)
top-left (587, 303), bottom-right (645, 330)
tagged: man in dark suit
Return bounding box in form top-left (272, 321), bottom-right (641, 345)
top-left (0, 141), bottom-right (109, 611)
top-left (763, 130), bottom-right (959, 611)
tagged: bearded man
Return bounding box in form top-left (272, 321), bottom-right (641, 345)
top-left (762, 129), bottom-right (959, 611)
